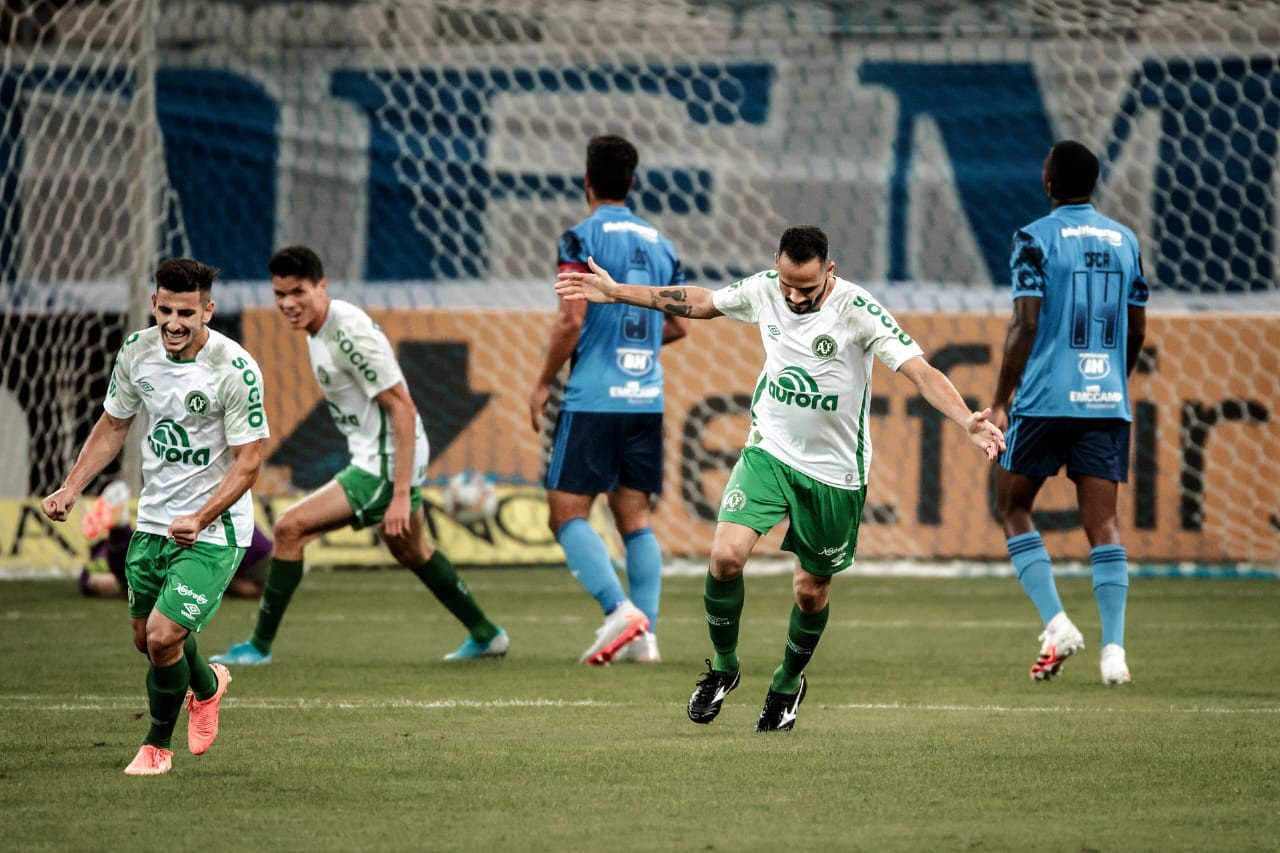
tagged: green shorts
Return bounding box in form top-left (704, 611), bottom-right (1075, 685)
top-left (124, 531), bottom-right (245, 632)
top-left (717, 446), bottom-right (867, 575)
top-left (335, 464), bottom-right (423, 530)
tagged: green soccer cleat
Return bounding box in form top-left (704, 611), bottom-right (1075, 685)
top-left (444, 628), bottom-right (509, 661)
top-left (210, 640), bottom-right (272, 666)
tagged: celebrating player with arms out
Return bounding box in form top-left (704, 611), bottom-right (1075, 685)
top-left (214, 246), bottom-right (506, 666)
top-left (991, 141), bottom-right (1147, 685)
top-left (557, 226), bottom-right (1004, 731)
top-left (43, 259), bottom-right (268, 775)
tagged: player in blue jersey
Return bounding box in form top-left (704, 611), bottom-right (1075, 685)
top-left (528, 135), bottom-right (687, 665)
top-left (991, 140), bottom-right (1148, 685)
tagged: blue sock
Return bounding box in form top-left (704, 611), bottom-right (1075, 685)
top-left (557, 519), bottom-right (626, 615)
top-left (623, 527), bottom-right (662, 633)
top-left (1007, 531), bottom-right (1063, 625)
top-left (1091, 545), bottom-right (1129, 647)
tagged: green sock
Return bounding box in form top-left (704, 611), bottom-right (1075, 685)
top-left (771, 603), bottom-right (830, 694)
top-left (704, 572), bottom-right (745, 673)
top-left (251, 557), bottom-right (304, 653)
top-left (185, 634), bottom-right (217, 701)
top-left (144, 657), bottom-right (190, 749)
top-left (408, 551), bottom-right (499, 642)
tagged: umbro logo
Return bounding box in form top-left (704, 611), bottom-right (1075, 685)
top-left (182, 602), bottom-right (201, 617)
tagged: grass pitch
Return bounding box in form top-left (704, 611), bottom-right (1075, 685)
top-left (1, 569), bottom-right (1277, 851)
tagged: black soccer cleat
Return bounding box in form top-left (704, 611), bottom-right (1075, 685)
top-left (755, 676), bottom-right (807, 732)
top-left (687, 659), bottom-right (741, 724)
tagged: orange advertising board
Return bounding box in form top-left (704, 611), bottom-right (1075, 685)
top-left (243, 308), bottom-right (1280, 565)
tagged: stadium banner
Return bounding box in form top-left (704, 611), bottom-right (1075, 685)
top-left (246, 308), bottom-right (1280, 565)
top-left (0, 489), bottom-right (622, 573)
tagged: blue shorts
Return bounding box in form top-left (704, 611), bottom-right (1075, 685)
top-left (544, 411), bottom-right (664, 496)
top-left (1001, 415), bottom-right (1131, 482)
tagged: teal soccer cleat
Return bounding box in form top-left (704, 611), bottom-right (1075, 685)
top-left (444, 628), bottom-right (509, 661)
top-left (210, 640), bottom-right (272, 666)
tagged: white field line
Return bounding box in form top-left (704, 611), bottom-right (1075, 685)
top-left (0, 695), bottom-right (1277, 715)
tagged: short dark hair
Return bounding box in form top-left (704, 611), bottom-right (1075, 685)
top-left (777, 226), bottom-right (828, 265)
top-left (586, 135), bottom-right (638, 201)
top-left (268, 245), bottom-right (325, 281)
top-left (154, 258), bottom-right (218, 295)
top-left (1046, 140), bottom-right (1099, 201)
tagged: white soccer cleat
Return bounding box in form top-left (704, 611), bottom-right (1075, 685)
top-left (613, 632), bottom-right (661, 664)
top-left (580, 601), bottom-right (649, 666)
top-left (1100, 643), bottom-right (1132, 684)
top-left (1030, 611), bottom-right (1085, 681)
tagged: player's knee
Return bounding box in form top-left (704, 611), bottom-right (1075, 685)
top-left (273, 511), bottom-right (306, 549)
top-left (131, 628), bottom-right (148, 655)
top-left (145, 627), bottom-right (185, 664)
top-left (793, 577), bottom-right (830, 612)
top-left (709, 544), bottom-right (747, 580)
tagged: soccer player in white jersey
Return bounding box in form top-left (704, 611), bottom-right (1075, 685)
top-left (213, 246), bottom-right (507, 665)
top-left (42, 259), bottom-right (269, 775)
top-left (557, 226), bottom-right (1005, 731)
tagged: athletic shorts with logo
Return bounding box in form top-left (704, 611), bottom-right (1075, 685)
top-left (335, 464), bottom-right (424, 530)
top-left (125, 531), bottom-right (245, 632)
top-left (1000, 415), bottom-right (1130, 482)
top-left (718, 446), bottom-right (866, 575)
top-left (544, 410), bottom-right (664, 495)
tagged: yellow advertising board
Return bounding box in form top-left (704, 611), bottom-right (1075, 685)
top-left (0, 488), bottom-right (621, 572)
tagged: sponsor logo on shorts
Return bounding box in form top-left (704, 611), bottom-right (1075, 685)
top-left (127, 584), bottom-right (134, 606)
top-left (182, 602), bottom-right (201, 618)
top-left (722, 487), bottom-right (747, 512)
top-left (818, 540), bottom-right (849, 557)
top-left (812, 334), bottom-right (837, 360)
top-left (148, 419), bottom-right (210, 466)
top-left (185, 390), bottom-right (211, 416)
top-left (768, 366), bottom-right (839, 411)
top-left (1077, 353), bottom-right (1111, 379)
top-left (175, 583), bottom-right (209, 605)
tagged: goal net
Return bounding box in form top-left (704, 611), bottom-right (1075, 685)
top-left (3, 0), bottom-right (1278, 569)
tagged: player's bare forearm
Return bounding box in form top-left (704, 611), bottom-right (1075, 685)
top-left (616, 284), bottom-right (721, 319)
top-left (556, 258), bottom-right (723, 319)
top-left (1126, 305), bottom-right (1146, 376)
top-left (535, 300), bottom-right (584, 388)
top-left (992, 297), bottom-right (1041, 409)
top-left (375, 384), bottom-right (418, 497)
top-left (59, 412), bottom-right (134, 496)
top-left (899, 357), bottom-right (1005, 459)
top-left (190, 440), bottom-right (263, 527)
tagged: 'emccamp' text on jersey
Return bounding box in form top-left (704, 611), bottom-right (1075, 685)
top-left (103, 327), bottom-right (270, 547)
top-left (308, 299), bottom-right (429, 481)
top-left (557, 204), bottom-right (684, 413)
top-left (1010, 204), bottom-right (1149, 420)
top-left (712, 272), bottom-right (923, 489)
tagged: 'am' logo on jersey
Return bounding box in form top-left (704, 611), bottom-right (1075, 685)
top-left (767, 366), bottom-right (839, 411)
top-left (1077, 353), bottom-right (1111, 379)
top-left (148, 418), bottom-right (211, 465)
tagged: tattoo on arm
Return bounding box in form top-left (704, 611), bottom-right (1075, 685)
top-left (657, 289), bottom-right (687, 302)
top-left (649, 293), bottom-right (693, 317)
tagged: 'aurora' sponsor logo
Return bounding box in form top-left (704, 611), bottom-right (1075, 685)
top-left (148, 418), bottom-right (211, 465)
top-left (767, 366), bottom-right (839, 411)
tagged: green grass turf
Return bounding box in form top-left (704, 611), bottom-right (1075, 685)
top-left (1, 569), bottom-right (1277, 851)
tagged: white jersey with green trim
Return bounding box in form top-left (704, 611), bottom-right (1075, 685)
top-left (711, 271), bottom-right (924, 489)
top-left (103, 327), bottom-right (270, 547)
top-left (307, 299), bottom-right (429, 482)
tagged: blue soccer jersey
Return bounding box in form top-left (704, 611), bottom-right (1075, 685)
top-left (1009, 204), bottom-right (1149, 421)
top-left (556, 204), bottom-right (684, 413)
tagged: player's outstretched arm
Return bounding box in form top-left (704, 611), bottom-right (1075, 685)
top-left (556, 257), bottom-right (723, 320)
top-left (168, 440), bottom-right (264, 548)
top-left (898, 357), bottom-right (1006, 461)
top-left (42, 412), bottom-right (135, 522)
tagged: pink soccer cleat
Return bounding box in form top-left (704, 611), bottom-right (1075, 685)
top-left (123, 744), bottom-right (173, 776)
top-left (185, 662), bottom-right (232, 755)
